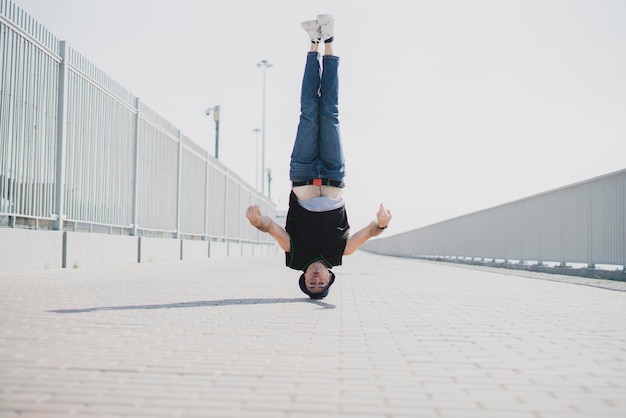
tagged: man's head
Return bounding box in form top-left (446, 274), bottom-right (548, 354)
top-left (299, 260), bottom-right (335, 299)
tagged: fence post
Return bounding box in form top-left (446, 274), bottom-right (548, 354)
top-left (238, 184), bottom-right (242, 243)
top-left (623, 172), bottom-right (626, 271)
top-left (587, 184), bottom-right (595, 269)
top-left (559, 190), bottom-right (566, 267)
top-left (223, 168), bottom-right (229, 241)
top-left (204, 150), bottom-right (209, 241)
top-left (130, 98), bottom-right (140, 236)
top-left (53, 41), bottom-right (68, 231)
top-left (175, 130), bottom-right (182, 239)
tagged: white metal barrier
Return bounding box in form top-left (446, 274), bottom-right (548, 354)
top-left (363, 169), bottom-right (626, 270)
top-left (0, 0), bottom-right (274, 245)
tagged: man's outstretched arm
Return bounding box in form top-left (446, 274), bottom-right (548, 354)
top-left (344, 203), bottom-right (392, 256)
top-left (245, 205), bottom-right (291, 252)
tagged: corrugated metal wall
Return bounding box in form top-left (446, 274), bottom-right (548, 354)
top-left (0, 0), bottom-right (274, 243)
top-left (363, 170), bottom-right (626, 269)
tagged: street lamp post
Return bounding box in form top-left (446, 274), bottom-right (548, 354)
top-left (256, 60), bottom-right (272, 196)
top-left (205, 105), bottom-right (220, 159)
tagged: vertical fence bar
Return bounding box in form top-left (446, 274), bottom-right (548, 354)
top-left (53, 40), bottom-right (67, 230)
top-left (14, 29), bottom-right (24, 217)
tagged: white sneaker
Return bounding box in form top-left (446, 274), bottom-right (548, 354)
top-left (301, 20), bottom-right (321, 43)
top-left (317, 14), bottom-right (334, 42)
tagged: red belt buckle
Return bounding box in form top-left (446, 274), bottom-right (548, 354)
top-left (312, 178), bottom-right (323, 186)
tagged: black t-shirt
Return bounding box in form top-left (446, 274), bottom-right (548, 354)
top-left (285, 191), bottom-right (350, 271)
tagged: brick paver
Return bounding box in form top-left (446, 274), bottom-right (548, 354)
top-left (0, 252), bottom-right (624, 417)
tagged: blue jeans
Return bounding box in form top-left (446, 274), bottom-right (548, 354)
top-left (289, 52), bottom-right (345, 183)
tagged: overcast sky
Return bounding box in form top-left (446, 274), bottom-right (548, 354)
top-left (10, 0), bottom-right (626, 234)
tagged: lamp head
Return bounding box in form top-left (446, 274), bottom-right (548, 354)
top-left (205, 106), bottom-right (220, 121)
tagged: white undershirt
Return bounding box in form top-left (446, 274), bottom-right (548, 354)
top-left (293, 185), bottom-right (345, 212)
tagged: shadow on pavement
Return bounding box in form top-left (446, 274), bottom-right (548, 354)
top-left (48, 298), bottom-right (336, 314)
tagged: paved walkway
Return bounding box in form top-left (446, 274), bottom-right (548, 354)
top-left (1, 252), bottom-right (625, 418)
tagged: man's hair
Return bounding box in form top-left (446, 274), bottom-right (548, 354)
top-left (299, 270), bottom-right (336, 299)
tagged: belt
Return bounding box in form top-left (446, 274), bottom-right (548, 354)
top-left (292, 179), bottom-right (345, 188)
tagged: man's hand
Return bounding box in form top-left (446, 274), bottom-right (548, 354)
top-left (246, 205), bottom-right (263, 228)
top-left (344, 203), bottom-right (392, 255)
top-left (245, 204), bottom-right (291, 251)
top-left (376, 203), bottom-right (392, 229)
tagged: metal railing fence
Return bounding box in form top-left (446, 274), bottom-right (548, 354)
top-left (363, 169), bottom-right (626, 270)
top-left (0, 0), bottom-right (274, 243)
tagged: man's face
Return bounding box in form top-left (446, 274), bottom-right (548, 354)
top-left (304, 261), bottom-right (331, 292)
